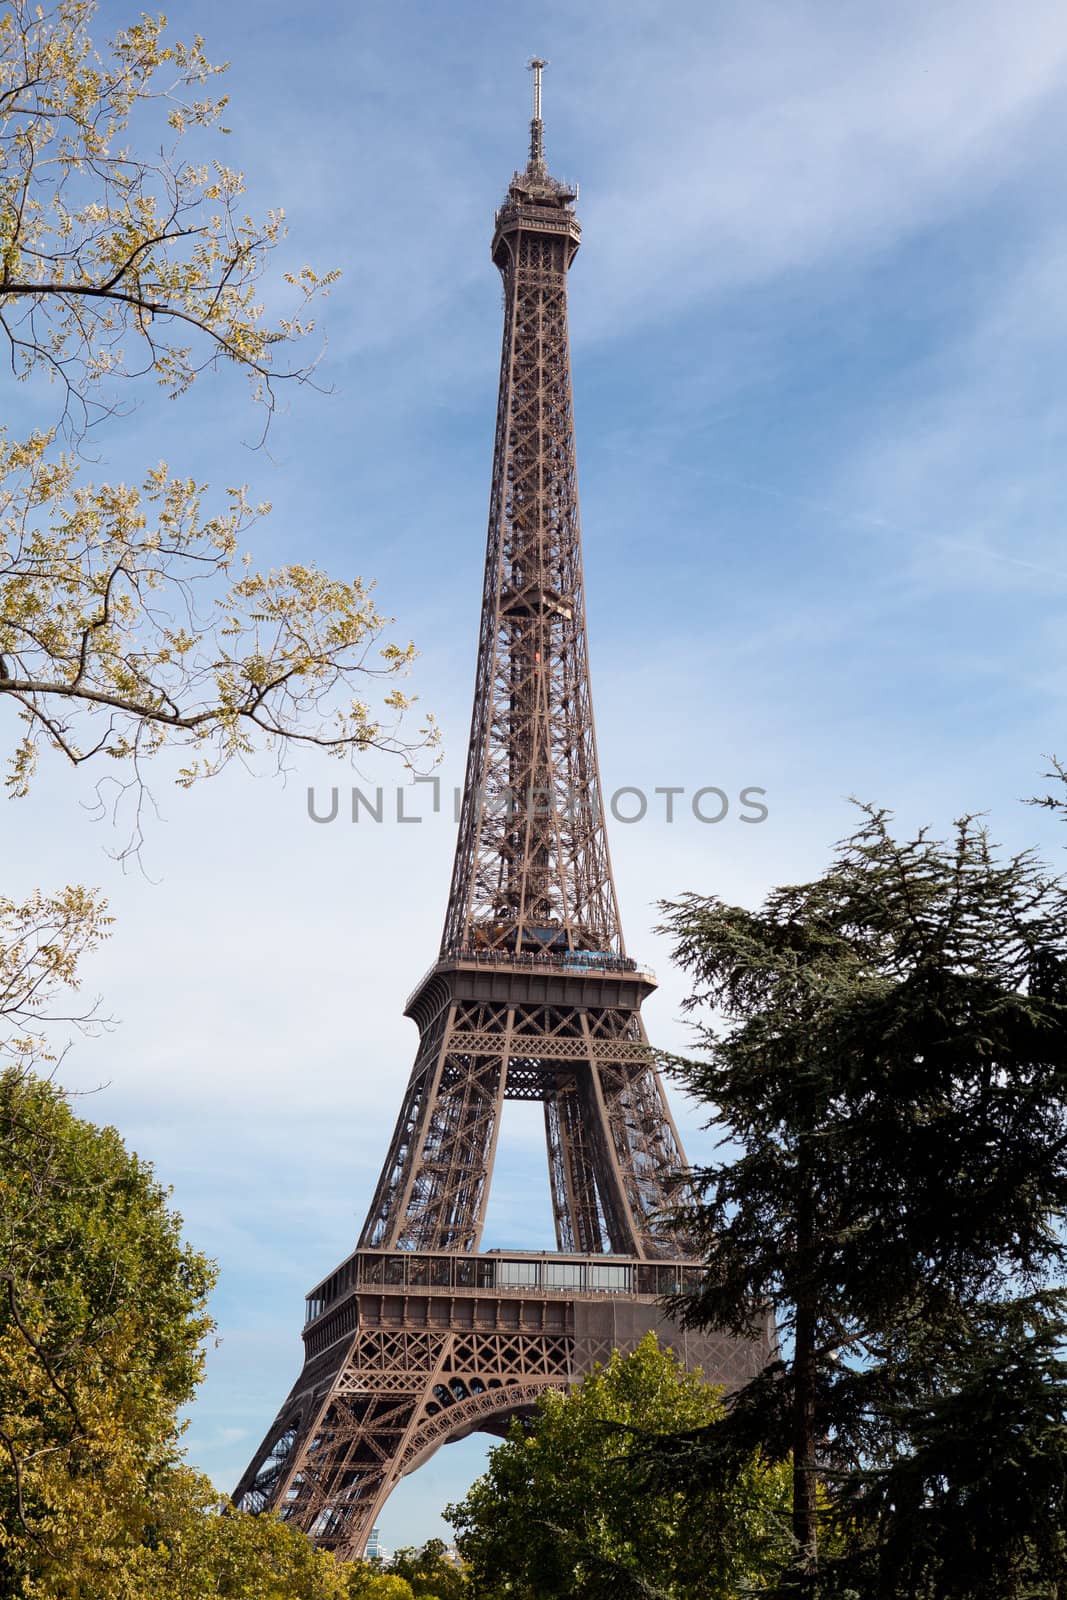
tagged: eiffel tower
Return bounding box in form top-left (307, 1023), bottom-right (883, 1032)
top-left (234, 63), bottom-right (770, 1558)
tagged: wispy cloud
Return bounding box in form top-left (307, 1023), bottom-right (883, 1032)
top-left (578, 1), bottom-right (1067, 328)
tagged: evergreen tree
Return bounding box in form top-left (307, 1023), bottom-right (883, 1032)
top-left (657, 807), bottom-right (1067, 1595)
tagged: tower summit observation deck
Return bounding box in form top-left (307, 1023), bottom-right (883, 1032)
top-left (233, 62), bottom-right (771, 1557)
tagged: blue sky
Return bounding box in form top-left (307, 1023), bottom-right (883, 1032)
top-left (11, 0), bottom-right (1067, 1552)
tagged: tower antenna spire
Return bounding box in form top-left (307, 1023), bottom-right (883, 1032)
top-left (528, 56), bottom-right (548, 170)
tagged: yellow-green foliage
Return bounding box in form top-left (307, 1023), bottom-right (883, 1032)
top-left (0, 0), bottom-right (335, 403)
top-left (0, 430), bottom-right (426, 801)
top-left (0, 1067), bottom-right (418, 1600)
top-left (0, 2), bottom-right (434, 817)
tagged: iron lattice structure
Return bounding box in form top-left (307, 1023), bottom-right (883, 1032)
top-left (234, 66), bottom-right (771, 1557)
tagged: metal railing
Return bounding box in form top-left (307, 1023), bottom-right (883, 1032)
top-left (305, 1248), bottom-right (701, 1326)
top-left (405, 946), bottom-right (654, 1012)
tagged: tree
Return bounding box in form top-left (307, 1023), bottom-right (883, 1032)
top-left (0, 882), bottom-right (112, 1059)
top-left (0, 897), bottom-right (375, 1599)
top-left (0, 1063), bottom-right (213, 1590)
top-left (1032, 756), bottom-right (1067, 818)
top-left (0, 2), bottom-right (433, 842)
top-left (0, 1062), bottom-right (410, 1599)
top-left (387, 1539), bottom-right (467, 1598)
top-left (346, 1573), bottom-right (415, 1600)
top-left (93, 1467), bottom-right (355, 1600)
top-left (0, 1067), bottom-right (389, 1600)
top-left (657, 807), bottom-right (1067, 1595)
top-left (0, 0), bottom-right (330, 430)
top-left (446, 1334), bottom-right (790, 1599)
top-left (0, 436), bottom-right (426, 822)
top-left (820, 1294), bottom-right (1067, 1598)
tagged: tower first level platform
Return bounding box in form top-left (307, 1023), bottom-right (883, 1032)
top-left (235, 1248), bottom-right (771, 1555)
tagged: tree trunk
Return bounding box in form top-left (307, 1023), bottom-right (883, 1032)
top-left (793, 1162), bottom-right (819, 1576)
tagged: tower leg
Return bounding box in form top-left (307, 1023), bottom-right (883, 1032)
top-left (545, 1079), bottom-right (608, 1252)
top-left (361, 997), bottom-right (511, 1254)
